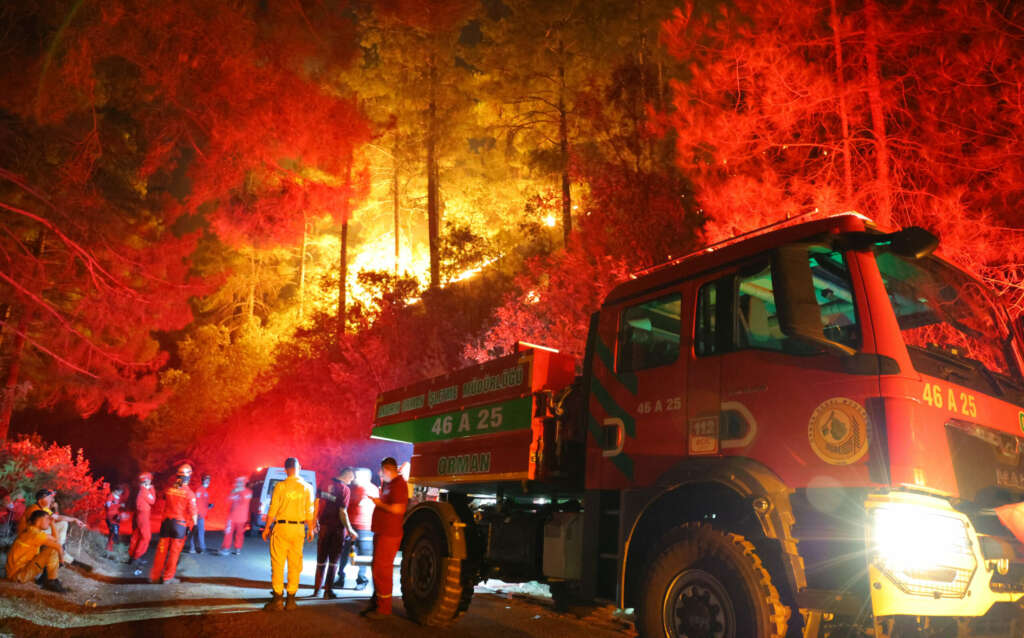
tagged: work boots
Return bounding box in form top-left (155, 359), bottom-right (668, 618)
top-left (358, 595), bottom-right (377, 617)
top-left (312, 564), bottom-right (325, 597)
top-left (263, 593), bottom-right (284, 612)
top-left (285, 594), bottom-right (298, 611)
top-left (323, 564), bottom-right (338, 599)
top-left (41, 578), bottom-right (68, 594)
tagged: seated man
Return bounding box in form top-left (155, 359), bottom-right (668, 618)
top-left (19, 489), bottom-right (87, 563)
top-left (6, 509), bottom-right (67, 593)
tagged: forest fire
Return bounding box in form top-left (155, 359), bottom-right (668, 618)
top-left (0, 0), bottom-right (1023, 636)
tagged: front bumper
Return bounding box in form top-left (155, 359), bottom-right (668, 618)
top-left (866, 492), bottom-right (1024, 617)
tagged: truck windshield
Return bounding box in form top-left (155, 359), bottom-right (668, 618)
top-left (875, 251), bottom-right (1022, 395)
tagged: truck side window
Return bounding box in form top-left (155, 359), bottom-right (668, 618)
top-left (695, 282), bottom-right (718, 356)
top-left (736, 262), bottom-right (787, 352)
top-left (735, 248), bottom-right (860, 354)
top-left (617, 293), bottom-right (682, 372)
top-left (809, 247), bottom-right (860, 349)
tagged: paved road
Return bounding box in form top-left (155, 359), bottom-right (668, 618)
top-left (144, 529), bottom-right (364, 589)
top-left (0, 531), bottom-right (635, 638)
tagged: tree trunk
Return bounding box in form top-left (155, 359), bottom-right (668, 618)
top-left (864, 0), bottom-right (892, 226)
top-left (558, 53), bottom-right (572, 246)
top-left (830, 0), bottom-right (854, 203)
top-left (247, 253), bottom-right (256, 321)
top-left (0, 307), bottom-right (31, 442)
top-left (393, 137), bottom-right (401, 276)
top-left (427, 54), bottom-right (441, 290)
top-left (0, 230), bottom-right (45, 442)
top-left (298, 211), bottom-right (308, 321)
top-left (338, 150), bottom-right (353, 340)
top-left (0, 303), bottom-right (10, 354)
top-left (338, 219), bottom-right (348, 337)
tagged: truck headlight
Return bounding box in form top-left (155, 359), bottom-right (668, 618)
top-left (869, 503), bottom-right (977, 598)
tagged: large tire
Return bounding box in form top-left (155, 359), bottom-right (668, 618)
top-left (401, 516), bottom-right (471, 627)
top-left (638, 523), bottom-right (788, 638)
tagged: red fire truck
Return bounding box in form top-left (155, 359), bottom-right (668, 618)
top-left (371, 213), bottom-right (1024, 637)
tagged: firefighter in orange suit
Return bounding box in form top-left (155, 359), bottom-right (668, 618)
top-left (262, 457), bottom-right (314, 611)
top-left (149, 464), bottom-right (198, 584)
top-left (128, 472), bottom-right (156, 565)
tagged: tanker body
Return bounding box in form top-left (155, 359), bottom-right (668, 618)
top-left (372, 213), bottom-right (1024, 638)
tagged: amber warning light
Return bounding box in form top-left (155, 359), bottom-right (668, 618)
top-left (514, 341), bottom-right (559, 353)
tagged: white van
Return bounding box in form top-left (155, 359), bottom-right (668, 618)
top-left (247, 466), bottom-right (316, 533)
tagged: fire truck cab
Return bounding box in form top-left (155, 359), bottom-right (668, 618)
top-left (371, 213), bottom-right (1024, 637)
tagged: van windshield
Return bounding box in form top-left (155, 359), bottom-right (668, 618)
top-left (875, 251), bottom-right (1022, 395)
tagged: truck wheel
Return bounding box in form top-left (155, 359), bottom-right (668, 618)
top-left (401, 516), bottom-right (470, 626)
top-left (639, 523), bottom-right (788, 638)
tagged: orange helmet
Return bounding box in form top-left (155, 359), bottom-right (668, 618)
top-left (176, 463), bottom-right (193, 478)
top-left (138, 472), bottom-right (153, 482)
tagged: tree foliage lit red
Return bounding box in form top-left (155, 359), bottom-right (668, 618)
top-left (1, 0), bottom-right (1022, 484)
top-left (660, 0), bottom-right (1024, 313)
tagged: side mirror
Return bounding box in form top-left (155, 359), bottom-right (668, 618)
top-left (840, 226), bottom-right (939, 259)
top-left (889, 226), bottom-right (939, 259)
top-left (772, 244), bottom-right (856, 357)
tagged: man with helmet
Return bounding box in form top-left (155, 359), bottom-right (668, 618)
top-left (312, 467), bottom-right (357, 599)
top-left (149, 463), bottom-right (198, 584)
top-left (187, 474), bottom-right (213, 554)
top-left (220, 476), bottom-right (252, 556)
top-left (128, 472), bottom-right (156, 565)
top-left (262, 457), bottom-right (314, 611)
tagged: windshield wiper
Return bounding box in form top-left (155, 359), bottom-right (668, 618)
top-left (922, 344), bottom-right (1005, 397)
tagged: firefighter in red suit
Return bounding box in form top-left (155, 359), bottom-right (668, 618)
top-left (220, 476), bottom-right (252, 555)
top-left (361, 457), bottom-right (408, 619)
top-left (149, 464), bottom-right (198, 584)
top-left (128, 472), bottom-right (156, 565)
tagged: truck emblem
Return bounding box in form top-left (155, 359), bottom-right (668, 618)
top-left (1019, 411), bottom-right (1024, 434)
top-left (808, 397), bottom-right (869, 465)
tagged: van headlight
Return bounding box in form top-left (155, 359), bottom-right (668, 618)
top-left (868, 503), bottom-right (976, 598)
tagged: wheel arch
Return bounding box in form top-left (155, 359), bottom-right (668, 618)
top-left (403, 501), bottom-right (468, 560)
top-left (619, 457), bottom-right (805, 611)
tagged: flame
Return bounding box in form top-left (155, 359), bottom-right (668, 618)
top-left (303, 223), bottom-right (495, 315)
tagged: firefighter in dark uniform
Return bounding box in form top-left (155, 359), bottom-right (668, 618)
top-left (312, 467), bottom-right (357, 598)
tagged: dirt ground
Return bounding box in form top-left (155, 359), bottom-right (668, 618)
top-left (0, 529), bottom-right (635, 638)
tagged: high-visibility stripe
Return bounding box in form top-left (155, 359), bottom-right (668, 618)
top-left (411, 471), bottom-right (528, 485)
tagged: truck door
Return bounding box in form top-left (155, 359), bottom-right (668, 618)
top-left (686, 275), bottom-right (727, 459)
top-left (587, 288), bottom-right (688, 489)
top-left (714, 245), bottom-right (877, 486)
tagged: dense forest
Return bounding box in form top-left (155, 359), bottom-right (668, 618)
top-left (1, 0), bottom-right (1022, 483)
